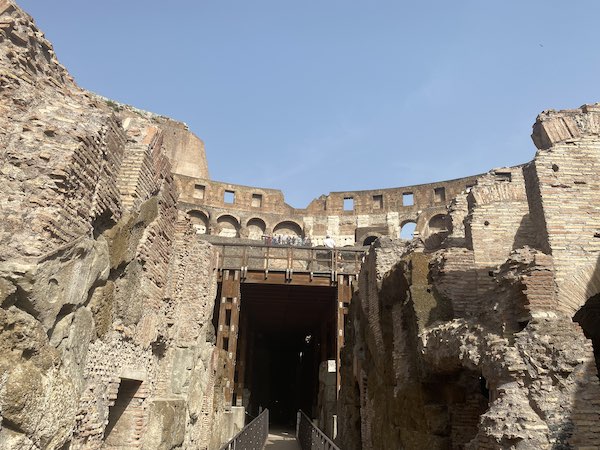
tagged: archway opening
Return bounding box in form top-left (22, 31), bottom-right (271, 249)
top-left (273, 221), bottom-right (303, 238)
top-left (217, 215), bottom-right (240, 238)
top-left (400, 221), bottom-right (417, 240)
top-left (187, 210), bottom-right (208, 234)
top-left (238, 283), bottom-right (337, 427)
top-left (573, 293), bottom-right (600, 376)
top-left (247, 218), bottom-right (266, 241)
top-left (428, 214), bottom-right (448, 233)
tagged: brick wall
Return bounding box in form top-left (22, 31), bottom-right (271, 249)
top-left (529, 106), bottom-right (600, 315)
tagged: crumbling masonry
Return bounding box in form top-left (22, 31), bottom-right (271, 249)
top-left (0, 1), bottom-right (599, 449)
top-left (336, 109), bottom-right (600, 449)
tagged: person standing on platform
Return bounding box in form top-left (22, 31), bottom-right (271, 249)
top-left (323, 235), bottom-right (335, 249)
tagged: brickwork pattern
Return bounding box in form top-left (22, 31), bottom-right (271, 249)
top-left (338, 107), bottom-right (600, 449)
top-left (0, 3), bottom-right (229, 449)
top-left (529, 123), bottom-right (600, 315)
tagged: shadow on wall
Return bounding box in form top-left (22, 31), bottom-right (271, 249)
top-left (511, 213), bottom-right (539, 252)
top-left (576, 254), bottom-right (600, 375)
top-left (567, 254), bottom-right (600, 447)
top-left (362, 235), bottom-right (379, 246)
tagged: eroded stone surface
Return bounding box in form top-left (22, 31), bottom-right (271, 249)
top-left (0, 2), bottom-right (226, 449)
top-left (337, 125), bottom-right (600, 449)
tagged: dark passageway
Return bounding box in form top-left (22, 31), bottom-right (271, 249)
top-left (251, 331), bottom-right (316, 425)
top-left (237, 283), bottom-right (337, 425)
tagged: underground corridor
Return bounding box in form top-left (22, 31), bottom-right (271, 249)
top-left (214, 281), bottom-right (339, 427)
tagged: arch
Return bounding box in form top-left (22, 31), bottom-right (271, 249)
top-left (273, 220), bottom-right (303, 237)
top-left (573, 293), bottom-right (600, 376)
top-left (363, 235), bottom-right (379, 246)
top-left (400, 221), bottom-right (417, 240)
top-left (558, 260), bottom-right (600, 317)
top-left (217, 214), bottom-right (240, 238)
top-left (187, 210), bottom-right (209, 234)
top-left (428, 214), bottom-right (449, 232)
top-left (246, 217), bottom-right (266, 241)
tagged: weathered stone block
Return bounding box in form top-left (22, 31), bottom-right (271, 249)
top-left (141, 398), bottom-right (186, 450)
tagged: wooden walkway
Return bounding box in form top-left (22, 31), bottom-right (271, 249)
top-left (264, 429), bottom-right (300, 449)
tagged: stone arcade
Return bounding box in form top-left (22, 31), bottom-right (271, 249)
top-left (0, 1), bottom-right (599, 449)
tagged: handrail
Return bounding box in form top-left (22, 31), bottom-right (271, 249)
top-left (220, 408), bottom-right (269, 450)
top-left (215, 243), bottom-right (365, 277)
top-left (207, 241), bottom-right (366, 252)
top-left (296, 410), bottom-right (340, 450)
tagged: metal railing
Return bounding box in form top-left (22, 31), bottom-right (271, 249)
top-left (296, 410), bottom-right (341, 450)
top-left (215, 242), bottom-right (365, 277)
top-left (220, 409), bottom-right (269, 450)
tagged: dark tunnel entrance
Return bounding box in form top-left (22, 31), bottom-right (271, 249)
top-left (238, 283), bottom-right (337, 426)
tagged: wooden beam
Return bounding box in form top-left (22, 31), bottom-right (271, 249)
top-left (336, 274), bottom-right (354, 396)
top-left (243, 271), bottom-right (333, 286)
top-left (217, 269), bottom-right (241, 406)
top-left (235, 313), bottom-right (248, 406)
top-left (228, 295), bottom-right (241, 406)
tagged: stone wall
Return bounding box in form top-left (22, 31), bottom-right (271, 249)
top-left (337, 104), bottom-right (600, 449)
top-left (176, 173), bottom-right (481, 247)
top-left (158, 118), bottom-right (210, 180)
top-left (0, 2), bottom-right (228, 449)
top-left (528, 105), bottom-right (600, 317)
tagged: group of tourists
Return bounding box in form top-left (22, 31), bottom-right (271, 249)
top-left (260, 234), bottom-right (338, 248)
top-left (262, 234), bottom-right (313, 247)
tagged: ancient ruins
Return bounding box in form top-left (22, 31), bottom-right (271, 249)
top-left (0, 1), bottom-right (599, 449)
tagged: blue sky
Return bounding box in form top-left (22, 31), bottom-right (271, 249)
top-left (18, 1), bottom-right (600, 208)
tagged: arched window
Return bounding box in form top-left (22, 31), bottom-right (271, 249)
top-left (247, 218), bottom-right (266, 240)
top-left (217, 215), bottom-right (240, 238)
top-left (273, 221), bottom-right (303, 237)
top-left (400, 221), bottom-right (417, 240)
top-left (187, 210), bottom-right (209, 234)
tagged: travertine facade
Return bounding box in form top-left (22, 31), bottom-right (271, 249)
top-left (176, 173), bottom-right (480, 247)
top-left (1, 1), bottom-right (599, 450)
